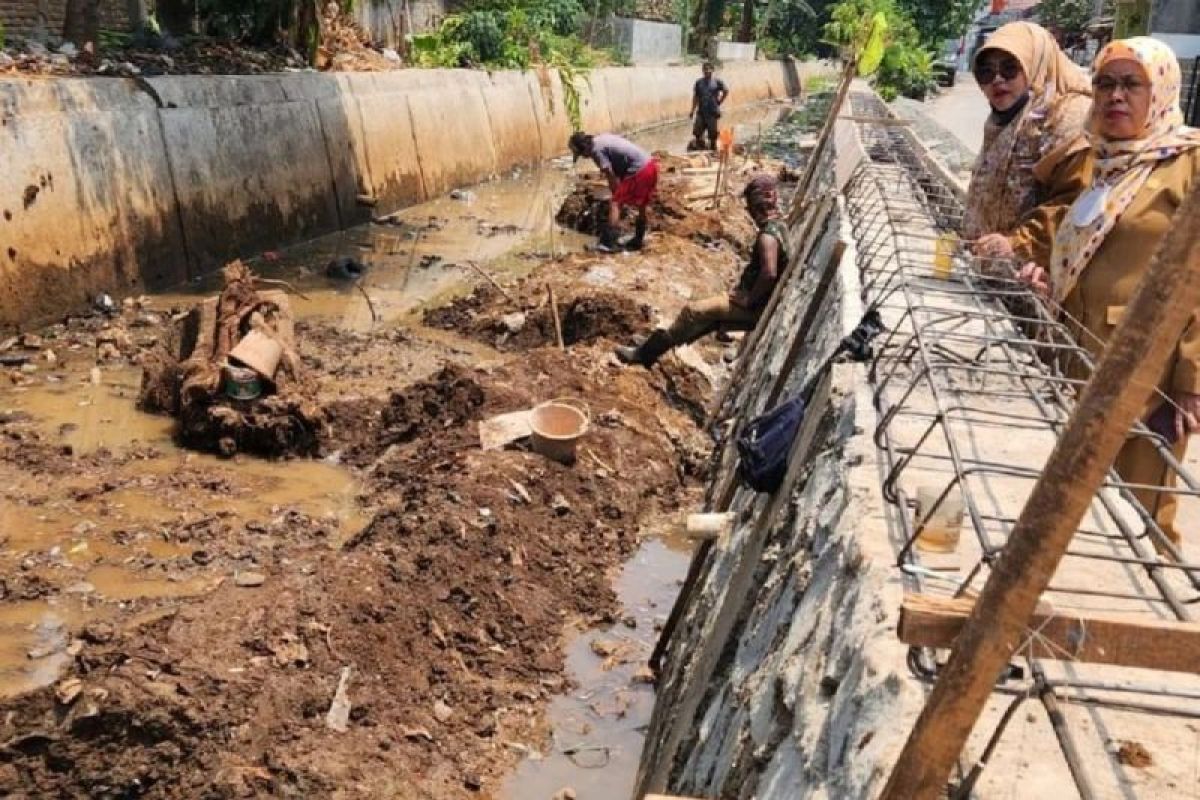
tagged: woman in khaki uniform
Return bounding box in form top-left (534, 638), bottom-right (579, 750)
top-left (964, 21), bottom-right (1093, 268)
top-left (1021, 37), bottom-right (1200, 547)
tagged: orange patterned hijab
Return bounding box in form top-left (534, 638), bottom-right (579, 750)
top-left (1050, 37), bottom-right (1200, 302)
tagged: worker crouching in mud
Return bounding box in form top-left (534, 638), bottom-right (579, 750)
top-left (568, 131), bottom-right (659, 253)
top-left (615, 174), bottom-right (788, 367)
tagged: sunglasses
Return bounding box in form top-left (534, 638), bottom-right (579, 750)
top-left (974, 60), bottom-right (1022, 84)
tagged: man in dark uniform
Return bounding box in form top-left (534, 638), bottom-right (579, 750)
top-left (690, 62), bottom-right (729, 151)
top-left (614, 174), bottom-right (788, 367)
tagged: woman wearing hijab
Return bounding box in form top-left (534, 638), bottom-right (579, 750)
top-left (965, 22), bottom-right (1093, 268)
top-left (1021, 37), bottom-right (1200, 548)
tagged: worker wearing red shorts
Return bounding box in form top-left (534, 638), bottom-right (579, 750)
top-left (569, 131), bottom-right (659, 253)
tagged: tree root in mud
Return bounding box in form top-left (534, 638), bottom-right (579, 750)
top-left (138, 261), bottom-right (325, 458)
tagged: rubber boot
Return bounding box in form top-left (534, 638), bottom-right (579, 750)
top-left (622, 218), bottom-right (648, 251)
top-left (614, 329), bottom-right (673, 367)
top-left (592, 224), bottom-right (620, 254)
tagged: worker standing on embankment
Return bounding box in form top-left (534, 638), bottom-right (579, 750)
top-left (569, 131), bottom-right (659, 253)
top-left (690, 61), bottom-right (729, 151)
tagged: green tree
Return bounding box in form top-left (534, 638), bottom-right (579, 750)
top-left (1037, 0), bottom-right (1112, 38)
top-left (896, 0), bottom-right (980, 47)
top-left (825, 0), bottom-right (936, 100)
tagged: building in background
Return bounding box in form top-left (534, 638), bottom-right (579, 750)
top-left (1150, 0), bottom-right (1200, 57)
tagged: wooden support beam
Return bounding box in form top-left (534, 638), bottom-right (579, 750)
top-left (899, 593), bottom-right (1200, 674)
top-left (881, 183), bottom-right (1200, 800)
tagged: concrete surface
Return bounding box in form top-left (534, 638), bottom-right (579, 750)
top-left (916, 75), bottom-right (988, 156)
top-left (638, 86), bottom-right (1200, 800)
top-left (716, 41), bottom-right (758, 61)
top-left (0, 59), bottom-right (825, 329)
top-left (605, 16), bottom-right (683, 64)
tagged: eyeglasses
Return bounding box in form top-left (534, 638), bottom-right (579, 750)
top-left (1092, 75), bottom-right (1149, 95)
top-left (974, 60), bottom-right (1022, 84)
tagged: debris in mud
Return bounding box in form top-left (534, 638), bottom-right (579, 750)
top-left (1117, 740), bottom-right (1154, 768)
top-left (325, 256), bottom-right (369, 281)
top-left (138, 260), bottom-right (324, 458)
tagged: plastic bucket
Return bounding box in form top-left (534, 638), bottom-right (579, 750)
top-left (529, 398), bottom-right (590, 464)
top-left (229, 330), bottom-right (283, 382)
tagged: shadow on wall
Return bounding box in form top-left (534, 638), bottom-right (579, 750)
top-left (0, 58), bottom-right (809, 329)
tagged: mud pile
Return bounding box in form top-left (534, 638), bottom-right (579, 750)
top-left (554, 170), bottom-right (757, 257)
top-left (0, 345), bottom-right (704, 799)
top-left (0, 155), bottom-right (767, 798)
top-left (424, 287), bottom-right (653, 352)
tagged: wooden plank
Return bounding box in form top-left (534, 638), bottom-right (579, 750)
top-left (899, 593), bottom-right (1200, 674)
top-left (881, 183), bottom-right (1200, 800)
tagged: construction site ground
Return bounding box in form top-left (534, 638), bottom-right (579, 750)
top-left (0, 103), bottom-right (809, 799)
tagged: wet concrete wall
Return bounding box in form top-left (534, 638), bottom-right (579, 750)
top-left (634, 116), bottom-right (929, 798)
top-left (0, 58), bottom-right (823, 329)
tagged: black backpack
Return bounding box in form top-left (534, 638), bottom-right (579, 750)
top-left (736, 393), bottom-right (807, 493)
top-left (735, 309), bottom-right (884, 493)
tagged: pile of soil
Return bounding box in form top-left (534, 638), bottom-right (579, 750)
top-left (0, 347), bottom-right (704, 799)
top-left (424, 287), bottom-right (652, 352)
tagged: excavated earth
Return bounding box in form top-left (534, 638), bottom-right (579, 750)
top-left (0, 162), bottom-right (769, 798)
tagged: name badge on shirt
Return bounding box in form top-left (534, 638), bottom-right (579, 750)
top-left (1071, 184), bottom-right (1110, 227)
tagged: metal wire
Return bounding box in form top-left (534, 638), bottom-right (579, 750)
top-left (840, 91), bottom-right (1200, 795)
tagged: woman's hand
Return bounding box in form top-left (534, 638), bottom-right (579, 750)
top-left (973, 233), bottom-right (1015, 260)
top-left (1175, 392), bottom-right (1200, 441)
top-left (1018, 261), bottom-right (1050, 297)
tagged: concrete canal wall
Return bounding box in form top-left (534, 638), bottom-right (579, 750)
top-left (0, 58), bottom-right (821, 329)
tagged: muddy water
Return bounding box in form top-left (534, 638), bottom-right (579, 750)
top-left (152, 100), bottom-right (791, 333)
top-left (500, 521), bottom-right (694, 800)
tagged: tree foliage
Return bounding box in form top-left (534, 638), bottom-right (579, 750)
top-left (1037, 0), bottom-right (1111, 38)
top-left (824, 0), bottom-right (936, 100)
top-left (896, 0), bottom-right (980, 48)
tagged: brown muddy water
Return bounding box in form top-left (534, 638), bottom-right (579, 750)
top-left (0, 100), bottom-right (791, 794)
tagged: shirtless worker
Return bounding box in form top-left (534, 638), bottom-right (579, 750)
top-left (568, 131), bottom-right (659, 253)
top-left (690, 61), bottom-right (728, 151)
top-left (614, 174), bottom-right (787, 366)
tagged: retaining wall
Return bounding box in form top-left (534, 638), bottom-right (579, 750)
top-left (635, 114), bottom-right (922, 798)
top-left (0, 58), bottom-right (822, 329)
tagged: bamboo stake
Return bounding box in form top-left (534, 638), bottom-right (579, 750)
top-left (881, 183), bottom-right (1200, 799)
top-left (547, 284), bottom-right (565, 350)
top-left (464, 260), bottom-right (517, 305)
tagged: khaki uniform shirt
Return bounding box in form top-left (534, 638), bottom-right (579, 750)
top-left (1061, 148), bottom-right (1200, 395)
top-left (1009, 146), bottom-right (1093, 267)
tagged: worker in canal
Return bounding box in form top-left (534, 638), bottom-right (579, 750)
top-left (690, 61), bottom-right (729, 152)
top-left (964, 21), bottom-right (1093, 269)
top-left (614, 174), bottom-right (787, 367)
top-left (568, 131), bottom-right (659, 253)
top-left (1019, 37), bottom-right (1200, 551)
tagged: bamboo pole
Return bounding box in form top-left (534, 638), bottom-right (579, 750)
top-left (881, 184), bottom-right (1200, 799)
top-left (547, 284), bottom-right (565, 351)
